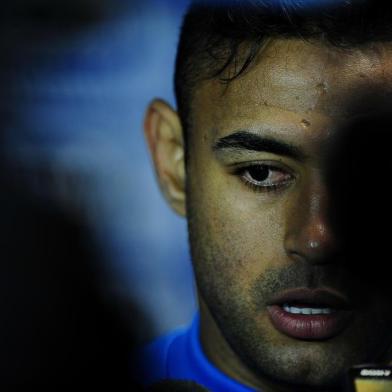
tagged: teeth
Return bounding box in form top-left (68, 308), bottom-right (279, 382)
top-left (282, 304), bottom-right (334, 315)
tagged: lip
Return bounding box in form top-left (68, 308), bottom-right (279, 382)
top-left (266, 288), bottom-right (354, 340)
top-left (267, 287), bottom-right (351, 309)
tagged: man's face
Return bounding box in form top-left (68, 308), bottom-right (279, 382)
top-left (185, 38), bottom-right (392, 388)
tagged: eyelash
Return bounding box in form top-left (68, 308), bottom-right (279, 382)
top-left (234, 163), bottom-right (294, 193)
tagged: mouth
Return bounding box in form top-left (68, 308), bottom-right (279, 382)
top-left (266, 288), bottom-right (354, 340)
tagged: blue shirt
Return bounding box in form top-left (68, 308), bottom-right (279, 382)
top-left (132, 313), bottom-right (257, 392)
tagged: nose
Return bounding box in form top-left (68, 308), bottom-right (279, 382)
top-left (284, 178), bottom-right (337, 265)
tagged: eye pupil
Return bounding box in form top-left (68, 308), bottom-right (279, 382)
top-left (248, 166), bottom-right (269, 182)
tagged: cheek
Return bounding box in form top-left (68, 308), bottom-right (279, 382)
top-left (188, 167), bottom-right (289, 294)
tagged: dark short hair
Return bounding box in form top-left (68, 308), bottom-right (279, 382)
top-left (175, 0), bottom-right (392, 148)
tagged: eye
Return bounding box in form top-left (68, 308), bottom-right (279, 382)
top-left (238, 164), bottom-right (294, 192)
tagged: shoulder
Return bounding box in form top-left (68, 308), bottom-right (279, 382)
top-left (131, 324), bottom-right (189, 385)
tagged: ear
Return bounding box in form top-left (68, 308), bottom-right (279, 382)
top-left (144, 99), bottom-right (186, 217)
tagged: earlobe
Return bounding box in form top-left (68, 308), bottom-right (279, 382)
top-left (144, 99), bottom-right (186, 217)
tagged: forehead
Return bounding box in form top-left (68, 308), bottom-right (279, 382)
top-left (191, 38), bottom-right (392, 144)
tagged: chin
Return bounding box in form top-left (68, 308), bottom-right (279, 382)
top-left (224, 318), bottom-right (362, 390)
top-left (248, 351), bottom-right (347, 390)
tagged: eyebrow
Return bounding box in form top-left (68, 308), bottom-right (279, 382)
top-left (212, 130), bottom-right (307, 162)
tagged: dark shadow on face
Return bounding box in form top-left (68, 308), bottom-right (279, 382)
top-left (321, 93), bottom-right (392, 382)
top-left (326, 92), bottom-right (392, 311)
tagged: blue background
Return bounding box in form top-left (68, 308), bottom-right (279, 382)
top-left (2, 0), bottom-right (196, 341)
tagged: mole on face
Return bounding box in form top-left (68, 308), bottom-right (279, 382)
top-left (316, 82), bottom-right (328, 94)
top-left (300, 119), bottom-right (311, 128)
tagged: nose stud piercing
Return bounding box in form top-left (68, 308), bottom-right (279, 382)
top-left (309, 241), bottom-right (320, 249)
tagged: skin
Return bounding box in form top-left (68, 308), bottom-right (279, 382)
top-left (144, 38), bottom-right (392, 391)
